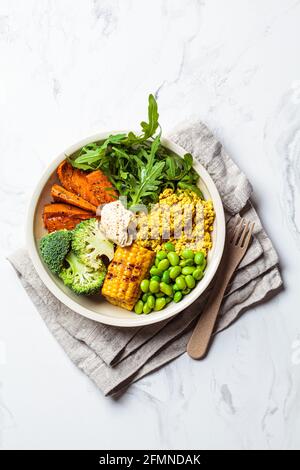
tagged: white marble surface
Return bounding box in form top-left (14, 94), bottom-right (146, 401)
top-left (0, 0), bottom-right (300, 450)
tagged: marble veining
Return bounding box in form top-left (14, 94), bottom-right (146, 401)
top-left (0, 0), bottom-right (300, 450)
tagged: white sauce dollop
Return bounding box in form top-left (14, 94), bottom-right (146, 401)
top-left (99, 201), bottom-right (134, 247)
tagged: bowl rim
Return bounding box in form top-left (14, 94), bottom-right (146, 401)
top-left (26, 131), bottom-right (225, 327)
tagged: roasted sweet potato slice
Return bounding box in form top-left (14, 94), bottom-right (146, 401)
top-left (57, 160), bottom-right (84, 195)
top-left (85, 170), bottom-right (118, 205)
top-left (43, 203), bottom-right (93, 232)
top-left (51, 184), bottom-right (97, 213)
top-left (57, 160), bottom-right (117, 208)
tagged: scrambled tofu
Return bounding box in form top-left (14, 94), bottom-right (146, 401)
top-left (135, 189), bottom-right (215, 254)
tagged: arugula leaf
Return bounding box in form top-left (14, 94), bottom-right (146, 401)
top-left (68, 94), bottom-right (201, 207)
top-left (123, 94), bottom-right (160, 146)
top-left (131, 160), bottom-right (165, 207)
top-left (140, 94), bottom-right (160, 140)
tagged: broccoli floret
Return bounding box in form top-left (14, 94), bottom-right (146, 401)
top-left (59, 251), bottom-right (106, 295)
top-left (72, 218), bottom-right (114, 269)
top-left (39, 230), bottom-right (72, 274)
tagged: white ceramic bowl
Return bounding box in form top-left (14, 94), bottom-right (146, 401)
top-left (26, 132), bottom-right (225, 327)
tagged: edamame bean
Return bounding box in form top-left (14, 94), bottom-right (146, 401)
top-left (155, 257), bottom-right (160, 267)
top-left (156, 250), bottom-right (167, 261)
top-left (147, 295), bottom-right (155, 309)
top-left (175, 275), bottom-right (187, 290)
top-left (160, 282), bottom-right (173, 297)
top-left (154, 297), bottom-right (166, 311)
top-left (182, 288), bottom-right (191, 295)
top-left (165, 296), bottom-right (172, 304)
top-left (142, 293), bottom-right (149, 302)
top-left (150, 266), bottom-right (162, 277)
top-left (151, 275), bottom-right (161, 282)
top-left (194, 251), bottom-right (205, 266)
top-left (143, 303), bottom-right (152, 314)
top-left (173, 291), bottom-right (183, 303)
top-left (185, 274), bottom-right (196, 289)
top-left (140, 279), bottom-right (149, 293)
top-left (134, 300), bottom-right (144, 314)
top-left (162, 270), bottom-right (170, 284)
top-left (158, 259), bottom-right (170, 271)
top-left (173, 283), bottom-right (180, 292)
top-left (182, 266), bottom-right (196, 276)
top-left (149, 279), bottom-right (160, 293)
top-left (164, 242), bottom-right (175, 252)
top-left (155, 292), bottom-right (165, 298)
top-left (201, 259), bottom-right (207, 270)
top-left (179, 259), bottom-right (194, 267)
top-left (169, 265), bottom-right (181, 279)
top-left (193, 267), bottom-right (204, 281)
top-left (181, 249), bottom-right (194, 260)
top-left (168, 252), bottom-right (180, 266)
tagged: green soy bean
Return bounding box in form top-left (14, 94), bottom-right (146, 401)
top-left (140, 279), bottom-right (149, 293)
top-left (157, 259), bottom-right (170, 271)
top-left (164, 242), bottom-right (175, 252)
top-left (173, 291), bottom-right (183, 303)
top-left (156, 250), bottom-right (167, 261)
top-left (181, 249), bottom-right (194, 260)
top-left (134, 300), bottom-right (144, 314)
top-left (149, 279), bottom-right (160, 293)
top-left (167, 252), bottom-right (180, 266)
top-left (147, 295), bottom-right (155, 309)
top-left (143, 303), bottom-right (152, 314)
top-left (185, 274), bottom-right (196, 289)
top-left (193, 267), bottom-right (204, 281)
top-left (169, 266), bottom-right (181, 279)
top-left (175, 275), bottom-right (187, 290)
top-left (182, 266), bottom-right (196, 275)
top-left (160, 282), bottom-right (173, 297)
top-left (194, 251), bottom-right (205, 266)
top-left (154, 297), bottom-right (166, 311)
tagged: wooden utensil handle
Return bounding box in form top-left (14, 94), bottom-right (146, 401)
top-left (187, 257), bottom-right (238, 360)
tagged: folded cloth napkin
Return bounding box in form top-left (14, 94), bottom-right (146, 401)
top-left (8, 122), bottom-right (283, 396)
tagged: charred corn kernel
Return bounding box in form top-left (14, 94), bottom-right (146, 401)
top-left (102, 243), bottom-right (155, 311)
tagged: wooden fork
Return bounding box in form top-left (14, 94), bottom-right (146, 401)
top-left (187, 218), bottom-right (255, 360)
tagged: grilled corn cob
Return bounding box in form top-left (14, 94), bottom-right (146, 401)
top-left (102, 243), bottom-right (155, 310)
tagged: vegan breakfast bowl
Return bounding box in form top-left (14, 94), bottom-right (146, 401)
top-left (26, 95), bottom-right (225, 327)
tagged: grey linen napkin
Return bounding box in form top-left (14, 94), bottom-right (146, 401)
top-left (8, 122), bottom-right (283, 396)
